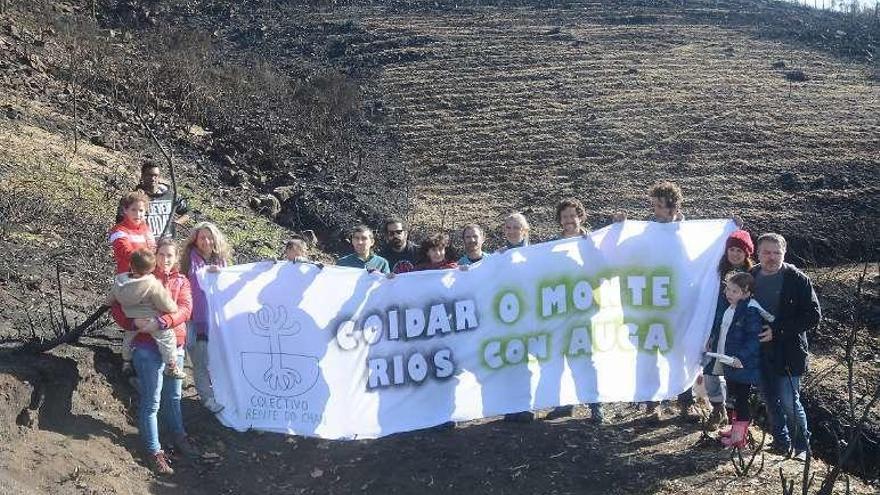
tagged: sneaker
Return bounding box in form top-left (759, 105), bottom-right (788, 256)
top-left (766, 442), bottom-right (792, 457)
top-left (545, 405), bottom-right (573, 420)
top-left (172, 434), bottom-right (200, 460)
top-left (164, 365), bottom-right (187, 380)
top-left (203, 398), bottom-right (225, 414)
top-left (150, 450), bottom-right (174, 476)
top-left (792, 449), bottom-right (810, 462)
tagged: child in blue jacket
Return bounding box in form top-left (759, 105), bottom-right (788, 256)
top-left (711, 271), bottom-right (774, 448)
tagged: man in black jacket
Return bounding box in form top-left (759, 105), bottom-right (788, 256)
top-left (378, 218), bottom-right (419, 274)
top-left (751, 233), bottom-right (821, 461)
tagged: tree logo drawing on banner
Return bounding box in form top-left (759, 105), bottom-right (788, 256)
top-left (242, 305), bottom-right (320, 397)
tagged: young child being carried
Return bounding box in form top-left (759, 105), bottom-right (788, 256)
top-left (109, 248), bottom-right (185, 379)
top-left (710, 271), bottom-right (775, 448)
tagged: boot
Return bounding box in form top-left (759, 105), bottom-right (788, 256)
top-left (719, 408), bottom-right (737, 437)
top-left (149, 450), bottom-right (174, 476)
top-left (589, 403), bottom-right (604, 424)
top-left (721, 420), bottom-right (750, 449)
top-left (706, 403), bottom-right (727, 431)
top-left (545, 405), bottom-right (573, 420)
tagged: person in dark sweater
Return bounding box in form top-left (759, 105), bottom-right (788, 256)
top-left (378, 218), bottom-right (419, 274)
top-left (751, 233), bottom-right (821, 461)
top-left (117, 161), bottom-right (190, 239)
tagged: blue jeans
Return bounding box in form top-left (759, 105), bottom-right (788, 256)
top-left (761, 372), bottom-right (810, 451)
top-left (133, 346), bottom-right (186, 454)
top-left (703, 374), bottom-right (727, 405)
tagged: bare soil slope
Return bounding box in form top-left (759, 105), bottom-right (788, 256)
top-left (343, 3), bottom-right (879, 259)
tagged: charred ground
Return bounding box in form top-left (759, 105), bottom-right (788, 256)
top-left (0, 0), bottom-right (878, 494)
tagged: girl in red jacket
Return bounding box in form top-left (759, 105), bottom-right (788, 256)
top-left (109, 191), bottom-right (156, 274)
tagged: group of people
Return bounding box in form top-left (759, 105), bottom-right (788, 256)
top-left (108, 162), bottom-right (821, 475)
top-left (108, 161), bottom-right (231, 475)
top-left (701, 229), bottom-right (819, 462)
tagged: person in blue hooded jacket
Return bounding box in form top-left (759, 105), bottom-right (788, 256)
top-left (711, 271), bottom-right (774, 449)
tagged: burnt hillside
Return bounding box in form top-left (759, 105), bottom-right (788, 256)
top-left (336, 0), bottom-right (878, 261)
top-left (12, 0), bottom-right (875, 260)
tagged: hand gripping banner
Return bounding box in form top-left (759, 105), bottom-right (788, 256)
top-left (203, 220), bottom-right (735, 439)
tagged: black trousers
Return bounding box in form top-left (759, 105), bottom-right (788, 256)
top-left (727, 380), bottom-right (752, 421)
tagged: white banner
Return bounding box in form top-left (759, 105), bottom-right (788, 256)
top-left (204, 220), bottom-right (735, 439)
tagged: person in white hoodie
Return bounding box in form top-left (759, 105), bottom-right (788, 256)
top-left (109, 248), bottom-right (184, 379)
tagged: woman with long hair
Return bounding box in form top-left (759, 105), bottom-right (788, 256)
top-left (181, 222), bottom-right (232, 413)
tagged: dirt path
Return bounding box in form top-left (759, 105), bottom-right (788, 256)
top-left (1, 342), bottom-right (874, 495)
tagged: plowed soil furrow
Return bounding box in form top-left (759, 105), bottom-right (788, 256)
top-left (338, 7), bottom-right (880, 254)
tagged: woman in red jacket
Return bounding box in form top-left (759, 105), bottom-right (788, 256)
top-left (112, 238), bottom-right (194, 475)
top-left (109, 191), bottom-right (156, 274)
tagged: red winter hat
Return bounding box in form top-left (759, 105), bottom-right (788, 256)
top-left (726, 230), bottom-right (754, 257)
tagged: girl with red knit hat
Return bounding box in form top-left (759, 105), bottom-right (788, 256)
top-left (701, 229), bottom-right (755, 433)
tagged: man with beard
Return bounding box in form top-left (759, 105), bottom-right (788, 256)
top-left (379, 218), bottom-right (419, 274)
top-left (544, 198), bottom-right (604, 424)
top-left (458, 224), bottom-right (491, 266)
top-left (751, 233), bottom-right (820, 462)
